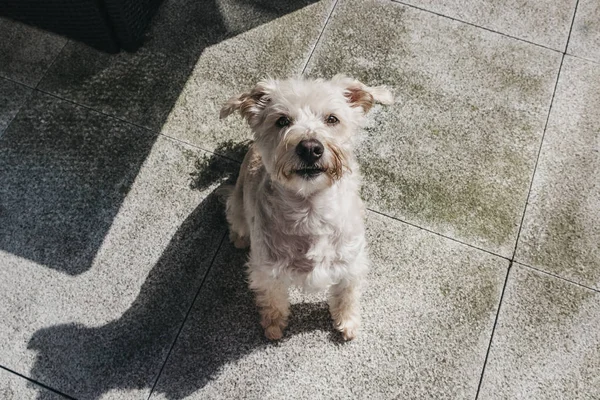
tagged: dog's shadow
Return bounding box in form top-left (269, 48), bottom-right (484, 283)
top-left (27, 140), bottom-right (341, 400)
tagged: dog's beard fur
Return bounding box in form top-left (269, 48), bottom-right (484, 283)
top-left (272, 133), bottom-right (351, 195)
top-left (220, 75), bottom-right (393, 340)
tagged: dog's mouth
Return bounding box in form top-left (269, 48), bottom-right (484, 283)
top-left (294, 166), bottom-right (326, 179)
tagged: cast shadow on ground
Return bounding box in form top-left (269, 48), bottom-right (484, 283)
top-left (27, 140), bottom-right (342, 400)
top-left (0, 0), bottom-right (317, 275)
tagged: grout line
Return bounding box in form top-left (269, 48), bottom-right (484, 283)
top-left (565, 52), bottom-right (600, 65)
top-left (390, 0), bottom-right (562, 54)
top-left (474, 262), bottom-right (512, 399)
top-left (34, 88), bottom-right (251, 163)
top-left (0, 80), bottom-right (36, 141)
top-left (35, 40), bottom-right (70, 89)
top-left (34, 87), bottom-right (160, 134)
top-left (300, 0), bottom-right (339, 75)
top-left (146, 232), bottom-right (228, 400)
top-left (366, 208), bottom-right (511, 261)
top-left (510, 0), bottom-right (580, 261)
top-left (564, 0), bottom-right (581, 53)
top-left (509, 52), bottom-right (565, 261)
top-left (515, 262), bottom-right (600, 294)
top-left (0, 74), bottom-right (36, 89)
top-left (32, 88), bottom-right (245, 164)
top-left (0, 365), bottom-right (77, 400)
top-left (157, 132), bottom-right (245, 164)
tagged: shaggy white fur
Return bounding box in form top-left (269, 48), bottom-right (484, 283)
top-left (220, 75), bottom-right (393, 340)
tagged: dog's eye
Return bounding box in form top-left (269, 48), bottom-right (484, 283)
top-left (326, 115), bottom-right (339, 125)
top-left (276, 116), bottom-right (291, 128)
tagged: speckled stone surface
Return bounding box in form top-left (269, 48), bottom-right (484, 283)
top-left (0, 92), bottom-right (155, 275)
top-left (479, 265), bottom-right (600, 400)
top-left (0, 104), bottom-right (229, 398)
top-left (38, 0), bottom-right (332, 138)
top-left (0, 78), bottom-right (31, 134)
top-left (305, 0), bottom-right (561, 257)
top-left (568, 0), bottom-right (600, 62)
top-left (515, 56), bottom-right (600, 290)
top-left (0, 17), bottom-right (66, 87)
top-left (150, 212), bottom-right (507, 400)
top-left (0, 368), bottom-right (66, 400)
top-left (396, 0), bottom-right (577, 50)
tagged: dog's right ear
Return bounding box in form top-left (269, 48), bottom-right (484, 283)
top-left (220, 81), bottom-right (272, 124)
top-left (332, 75), bottom-right (394, 113)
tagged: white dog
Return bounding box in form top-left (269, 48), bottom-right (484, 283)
top-left (220, 75), bottom-right (393, 340)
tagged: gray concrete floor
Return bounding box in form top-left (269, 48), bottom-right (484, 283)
top-left (0, 0), bottom-right (598, 399)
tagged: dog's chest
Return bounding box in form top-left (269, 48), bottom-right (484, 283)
top-left (276, 233), bottom-right (337, 273)
top-left (261, 210), bottom-right (343, 273)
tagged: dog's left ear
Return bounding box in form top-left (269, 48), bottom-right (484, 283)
top-left (220, 80), bottom-right (273, 124)
top-left (332, 75), bottom-right (394, 113)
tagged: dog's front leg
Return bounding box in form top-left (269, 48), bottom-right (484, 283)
top-left (329, 246), bottom-right (369, 341)
top-left (248, 268), bottom-right (290, 340)
top-left (328, 276), bottom-right (363, 341)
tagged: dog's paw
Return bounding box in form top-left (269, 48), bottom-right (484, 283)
top-left (260, 310), bottom-right (288, 341)
top-left (334, 315), bottom-right (360, 341)
top-left (264, 325), bottom-right (284, 340)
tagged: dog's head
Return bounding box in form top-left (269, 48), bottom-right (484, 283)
top-left (220, 75), bottom-right (393, 195)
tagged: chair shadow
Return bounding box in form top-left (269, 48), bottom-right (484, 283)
top-left (0, 0), bottom-right (317, 275)
top-left (27, 140), bottom-right (343, 399)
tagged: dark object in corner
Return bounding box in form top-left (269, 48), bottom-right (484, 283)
top-left (0, 0), bottom-right (164, 53)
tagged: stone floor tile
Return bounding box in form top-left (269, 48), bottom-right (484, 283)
top-left (568, 0), bottom-right (600, 63)
top-left (396, 0), bottom-right (577, 50)
top-left (515, 56), bottom-right (600, 289)
top-left (479, 265), bottom-right (600, 399)
top-left (0, 92), bottom-right (154, 275)
top-left (0, 17), bottom-right (66, 87)
top-left (305, 0), bottom-right (561, 256)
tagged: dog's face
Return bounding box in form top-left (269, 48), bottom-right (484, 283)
top-left (221, 75), bottom-right (393, 195)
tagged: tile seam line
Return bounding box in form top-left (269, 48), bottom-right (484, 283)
top-left (0, 364), bottom-right (77, 400)
top-left (35, 39), bottom-right (70, 89)
top-left (366, 208), bottom-right (511, 261)
top-left (300, 0), bottom-right (339, 75)
top-left (156, 132), bottom-right (246, 164)
top-left (473, 262), bottom-right (513, 399)
top-left (565, 52), bottom-right (600, 65)
top-left (0, 84), bottom-right (35, 141)
top-left (28, 88), bottom-right (245, 164)
top-left (34, 87), bottom-right (164, 134)
top-left (146, 232), bottom-right (228, 400)
top-left (0, 74), bottom-right (36, 89)
top-left (564, 0), bottom-right (581, 53)
top-left (390, 0), bottom-right (562, 53)
top-left (509, 52), bottom-right (566, 262)
top-left (510, 0), bottom-right (580, 262)
top-left (515, 262), bottom-right (600, 294)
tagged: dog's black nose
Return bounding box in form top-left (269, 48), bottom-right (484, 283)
top-left (296, 139), bottom-right (324, 164)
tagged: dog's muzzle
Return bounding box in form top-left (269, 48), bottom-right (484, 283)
top-left (294, 139), bottom-right (326, 179)
top-left (296, 139), bottom-right (323, 164)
